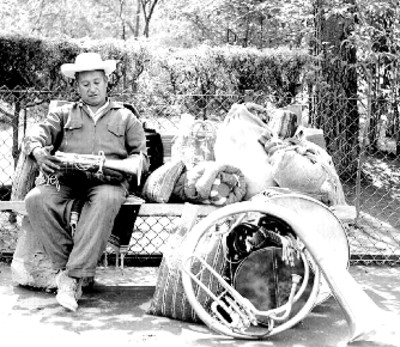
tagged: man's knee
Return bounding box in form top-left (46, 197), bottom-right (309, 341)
top-left (93, 185), bottom-right (126, 207)
top-left (25, 187), bottom-right (43, 213)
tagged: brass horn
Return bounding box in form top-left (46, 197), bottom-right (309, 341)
top-left (182, 248), bottom-right (321, 339)
top-left (181, 195), bottom-right (399, 344)
top-left (55, 151), bottom-right (146, 184)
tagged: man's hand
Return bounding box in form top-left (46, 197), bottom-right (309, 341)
top-left (32, 146), bottom-right (61, 175)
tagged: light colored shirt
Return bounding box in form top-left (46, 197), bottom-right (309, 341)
top-left (86, 99), bottom-right (110, 123)
top-left (24, 100), bottom-right (147, 160)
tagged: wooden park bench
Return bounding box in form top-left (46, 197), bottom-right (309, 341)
top-left (0, 105), bottom-right (356, 290)
top-left (0, 132), bottom-right (226, 289)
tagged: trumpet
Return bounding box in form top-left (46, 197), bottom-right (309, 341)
top-left (54, 151), bottom-right (147, 185)
top-left (180, 194), bottom-right (400, 344)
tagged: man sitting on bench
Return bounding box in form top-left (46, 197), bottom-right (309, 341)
top-left (23, 52), bottom-right (148, 311)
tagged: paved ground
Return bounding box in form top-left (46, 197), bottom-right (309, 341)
top-left (1, 263), bottom-right (399, 347)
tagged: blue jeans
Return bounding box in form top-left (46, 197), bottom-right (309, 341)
top-left (25, 180), bottom-right (127, 278)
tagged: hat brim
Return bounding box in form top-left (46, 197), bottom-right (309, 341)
top-left (61, 60), bottom-right (117, 79)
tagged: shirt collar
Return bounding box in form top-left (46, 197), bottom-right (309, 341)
top-left (79, 98), bottom-right (110, 122)
top-left (87, 99), bottom-right (110, 117)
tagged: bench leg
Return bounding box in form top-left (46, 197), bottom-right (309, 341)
top-left (103, 203), bottom-right (201, 269)
top-left (119, 246), bottom-right (128, 269)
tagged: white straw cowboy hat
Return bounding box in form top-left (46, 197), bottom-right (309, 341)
top-left (60, 52), bottom-right (117, 79)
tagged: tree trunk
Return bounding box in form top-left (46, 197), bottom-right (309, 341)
top-left (135, 0), bottom-right (140, 38)
top-left (395, 106), bottom-right (400, 156)
top-left (140, 0), bottom-right (159, 38)
top-left (312, 0), bottom-right (359, 181)
top-left (12, 100), bottom-right (20, 166)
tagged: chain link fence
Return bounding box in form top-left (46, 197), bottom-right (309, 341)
top-left (0, 86), bottom-right (399, 265)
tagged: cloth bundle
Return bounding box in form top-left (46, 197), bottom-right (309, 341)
top-left (52, 151), bottom-right (126, 185)
top-left (214, 103), bottom-right (276, 200)
top-left (171, 114), bottom-right (217, 170)
top-left (147, 220), bottom-right (224, 322)
top-left (172, 161), bottom-right (247, 206)
top-left (258, 135), bottom-right (346, 206)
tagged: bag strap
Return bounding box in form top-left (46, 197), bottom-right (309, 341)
top-left (123, 103), bottom-right (140, 118)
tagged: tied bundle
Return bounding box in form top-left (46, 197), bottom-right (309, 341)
top-left (55, 151), bottom-right (106, 178)
top-left (53, 151), bottom-right (126, 184)
top-left (172, 161), bottom-right (247, 206)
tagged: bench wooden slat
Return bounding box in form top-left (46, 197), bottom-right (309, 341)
top-left (0, 201), bottom-right (26, 214)
top-left (160, 134), bottom-right (174, 159)
top-left (0, 199), bottom-right (355, 222)
top-left (0, 199), bottom-right (219, 217)
top-left (138, 203), bottom-right (218, 216)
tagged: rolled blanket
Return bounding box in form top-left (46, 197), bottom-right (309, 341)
top-left (174, 161), bottom-right (247, 206)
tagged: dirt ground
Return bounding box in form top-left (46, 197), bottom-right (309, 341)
top-left (343, 153), bottom-right (400, 230)
top-left (1, 263), bottom-right (400, 347)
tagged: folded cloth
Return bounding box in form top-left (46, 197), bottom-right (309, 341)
top-left (267, 138), bottom-right (346, 206)
top-left (173, 161), bottom-right (247, 206)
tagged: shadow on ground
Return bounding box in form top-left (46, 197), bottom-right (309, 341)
top-left (1, 264), bottom-right (399, 347)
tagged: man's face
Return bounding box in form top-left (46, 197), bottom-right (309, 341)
top-left (76, 70), bottom-right (108, 107)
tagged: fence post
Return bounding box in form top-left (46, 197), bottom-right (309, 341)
top-left (285, 104), bottom-right (304, 126)
top-left (356, 75), bottom-right (373, 220)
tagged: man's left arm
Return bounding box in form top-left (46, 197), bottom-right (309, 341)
top-left (104, 115), bottom-right (149, 184)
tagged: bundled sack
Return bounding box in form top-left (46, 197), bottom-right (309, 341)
top-left (214, 103), bottom-right (277, 200)
top-left (142, 160), bottom-right (186, 203)
top-left (147, 218), bottom-right (224, 322)
top-left (172, 161), bottom-right (247, 206)
top-left (245, 102), bottom-right (298, 139)
top-left (266, 136), bottom-right (346, 206)
top-left (267, 108), bottom-right (298, 139)
top-left (171, 113), bottom-right (217, 169)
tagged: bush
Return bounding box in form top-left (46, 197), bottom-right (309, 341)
top-left (0, 35), bottom-right (313, 119)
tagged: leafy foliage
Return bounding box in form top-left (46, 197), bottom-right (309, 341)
top-left (155, 0), bottom-right (313, 48)
top-left (0, 35), bottom-right (311, 117)
top-left (0, 0), bottom-right (157, 40)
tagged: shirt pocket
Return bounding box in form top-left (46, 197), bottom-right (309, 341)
top-left (107, 119), bottom-right (126, 152)
top-left (63, 120), bottom-right (83, 148)
top-left (107, 120), bottom-right (125, 137)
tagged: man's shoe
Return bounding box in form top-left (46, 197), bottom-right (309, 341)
top-left (55, 271), bottom-right (83, 312)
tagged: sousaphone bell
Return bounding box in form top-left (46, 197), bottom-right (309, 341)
top-left (181, 194), bottom-right (399, 343)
